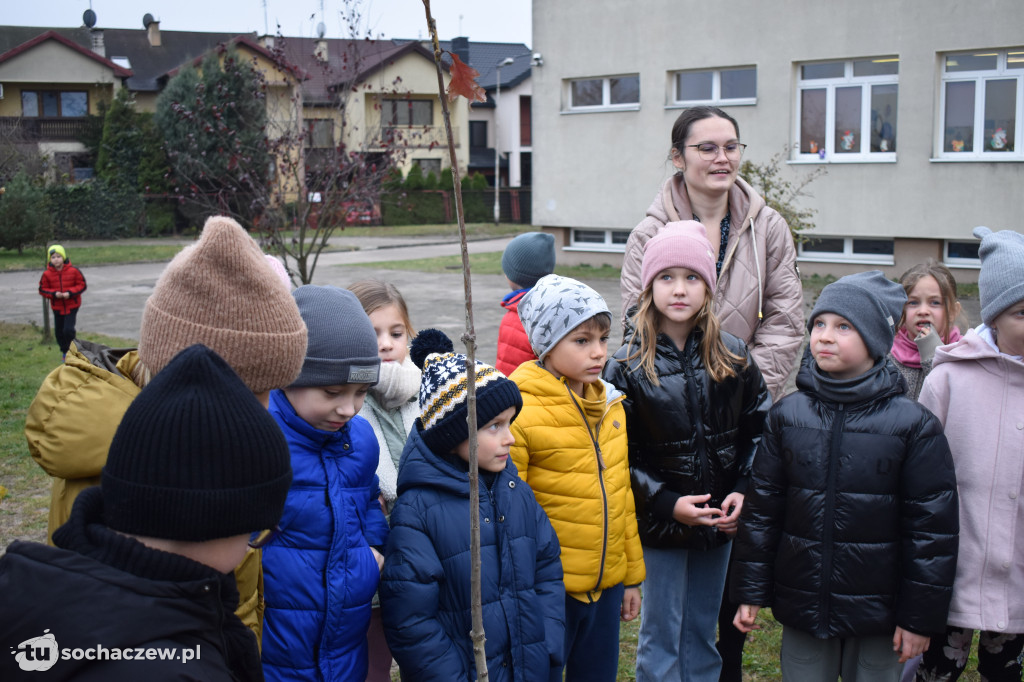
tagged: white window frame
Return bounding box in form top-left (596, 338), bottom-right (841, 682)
top-left (669, 66), bottom-right (757, 107)
top-left (942, 240), bottom-right (982, 268)
top-left (798, 237), bottom-right (895, 265)
top-left (565, 228), bottom-right (631, 252)
top-left (563, 75), bottom-right (640, 113)
top-left (935, 48), bottom-right (1024, 161)
top-left (794, 58), bottom-right (899, 163)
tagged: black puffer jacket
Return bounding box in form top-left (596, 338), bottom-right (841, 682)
top-left (604, 328), bottom-right (771, 550)
top-left (731, 355), bottom-right (959, 639)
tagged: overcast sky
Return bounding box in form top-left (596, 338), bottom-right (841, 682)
top-left (2, 0), bottom-right (532, 45)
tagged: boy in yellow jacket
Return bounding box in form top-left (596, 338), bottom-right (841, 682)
top-left (511, 274), bottom-right (645, 682)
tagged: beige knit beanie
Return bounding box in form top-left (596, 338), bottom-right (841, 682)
top-left (138, 216), bottom-right (308, 393)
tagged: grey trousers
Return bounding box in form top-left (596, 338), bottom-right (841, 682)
top-left (780, 626), bottom-right (902, 682)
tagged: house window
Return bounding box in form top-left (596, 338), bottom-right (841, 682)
top-left (798, 237), bottom-right (894, 264)
top-left (469, 121), bottom-right (488, 149)
top-left (565, 75), bottom-right (640, 111)
top-left (944, 240), bottom-right (982, 267)
top-left (383, 99), bottom-right (433, 126)
top-left (414, 158), bottom-right (442, 176)
top-left (20, 90), bottom-right (88, 117)
top-left (939, 48), bottom-right (1023, 159)
top-left (672, 67), bottom-right (756, 106)
top-left (568, 228), bottom-right (631, 251)
top-left (304, 119), bottom-right (334, 148)
top-left (796, 58), bottom-right (898, 161)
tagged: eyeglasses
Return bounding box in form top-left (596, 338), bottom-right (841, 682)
top-left (685, 142), bottom-right (747, 160)
top-left (248, 526), bottom-right (280, 549)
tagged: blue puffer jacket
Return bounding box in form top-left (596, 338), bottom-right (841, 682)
top-left (263, 390), bottom-right (389, 681)
top-left (380, 427), bottom-right (565, 681)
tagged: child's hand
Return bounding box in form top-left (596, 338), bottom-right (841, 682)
top-left (620, 586), bottom-right (641, 622)
top-left (371, 547), bottom-right (384, 572)
top-left (716, 492), bottom-right (745, 536)
top-left (733, 604), bottom-right (761, 633)
top-left (893, 627), bottom-right (929, 663)
top-left (913, 325), bottom-right (942, 363)
top-left (671, 494), bottom-right (722, 527)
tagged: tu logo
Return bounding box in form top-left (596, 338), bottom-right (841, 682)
top-left (10, 629), bottom-right (58, 672)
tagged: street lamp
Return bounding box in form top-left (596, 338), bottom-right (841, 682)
top-left (493, 56), bottom-right (515, 226)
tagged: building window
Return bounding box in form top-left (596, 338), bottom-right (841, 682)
top-left (304, 119), bottom-right (334, 148)
top-left (798, 237), bottom-right (894, 264)
top-left (383, 99), bottom-right (433, 126)
top-left (796, 58), bottom-right (898, 161)
top-left (568, 228), bottom-right (631, 251)
top-left (939, 48), bottom-right (1023, 159)
top-left (672, 67), bottom-right (756, 106)
top-left (20, 90), bottom-right (88, 117)
top-left (943, 240), bottom-right (982, 267)
top-left (565, 75), bottom-right (640, 112)
top-left (469, 121), bottom-right (488, 149)
top-left (414, 158), bottom-right (442, 176)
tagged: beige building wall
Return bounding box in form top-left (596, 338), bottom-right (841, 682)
top-left (531, 0), bottom-right (1024, 281)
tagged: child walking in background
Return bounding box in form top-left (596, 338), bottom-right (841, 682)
top-left (380, 329), bottom-right (565, 681)
top-left (914, 227), bottom-right (1024, 681)
top-left (604, 222), bottom-right (770, 682)
top-left (39, 244), bottom-right (86, 359)
top-left (889, 260), bottom-right (963, 400)
top-left (732, 270), bottom-right (959, 682)
top-left (262, 285), bottom-right (389, 681)
top-left (496, 231), bottom-right (556, 375)
top-left (513, 274), bottom-right (646, 682)
top-left (350, 279), bottom-right (420, 682)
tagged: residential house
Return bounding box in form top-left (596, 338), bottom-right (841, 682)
top-left (0, 12), bottom-right (471, 189)
top-left (530, 0), bottom-right (1024, 281)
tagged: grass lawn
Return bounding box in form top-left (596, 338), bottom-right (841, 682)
top-left (0, 322), bottom-right (137, 551)
top-left (0, 222), bottom-right (530, 272)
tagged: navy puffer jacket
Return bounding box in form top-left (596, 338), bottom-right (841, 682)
top-left (604, 328), bottom-right (771, 550)
top-left (731, 355), bottom-right (959, 638)
top-left (262, 390), bottom-right (389, 681)
top-left (380, 426), bottom-right (565, 681)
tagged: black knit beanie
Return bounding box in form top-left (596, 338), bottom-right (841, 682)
top-left (102, 345), bottom-right (293, 541)
top-left (411, 329), bottom-right (523, 456)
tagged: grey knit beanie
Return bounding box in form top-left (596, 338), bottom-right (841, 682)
top-left (518, 274), bottom-right (611, 360)
top-left (502, 231), bottom-right (556, 288)
top-left (290, 285), bottom-right (380, 387)
top-left (809, 270), bottom-right (907, 361)
top-left (974, 226), bottom-right (1024, 326)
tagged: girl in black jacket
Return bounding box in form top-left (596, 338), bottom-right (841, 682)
top-left (604, 221), bottom-right (770, 682)
top-left (731, 271), bottom-right (959, 682)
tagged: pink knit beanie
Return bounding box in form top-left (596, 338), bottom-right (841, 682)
top-left (640, 220), bottom-right (717, 292)
top-left (138, 216), bottom-right (308, 393)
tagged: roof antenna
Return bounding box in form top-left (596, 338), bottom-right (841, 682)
top-left (316, 0), bottom-right (326, 38)
top-left (459, 14), bottom-right (463, 36)
top-left (262, 0), bottom-right (269, 36)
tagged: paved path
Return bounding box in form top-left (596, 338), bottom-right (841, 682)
top-left (0, 235), bottom-right (624, 366)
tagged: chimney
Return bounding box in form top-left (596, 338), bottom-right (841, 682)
top-left (143, 14), bottom-right (161, 47)
top-left (90, 29), bottom-right (106, 58)
top-left (315, 39), bottom-right (328, 62)
top-left (451, 37), bottom-right (470, 66)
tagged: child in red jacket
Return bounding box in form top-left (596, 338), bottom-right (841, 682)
top-left (38, 244), bottom-right (86, 358)
top-left (496, 231), bottom-right (556, 375)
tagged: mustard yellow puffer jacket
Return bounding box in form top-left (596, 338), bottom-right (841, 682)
top-left (24, 342), bottom-right (266, 647)
top-left (510, 361), bottom-right (645, 601)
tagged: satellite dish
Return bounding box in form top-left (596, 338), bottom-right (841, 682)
top-left (83, 9), bottom-right (97, 28)
top-left (143, 13), bottom-right (155, 28)
top-left (316, 21), bottom-right (326, 39)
